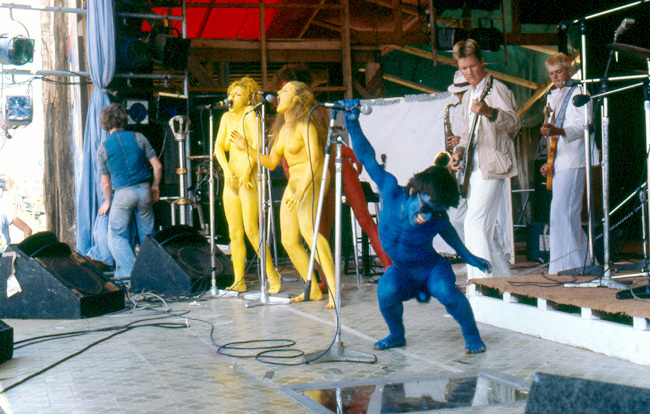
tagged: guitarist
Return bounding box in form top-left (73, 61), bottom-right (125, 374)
top-left (449, 39), bottom-right (521, 279)
top-left (540, 53), bottom-right (599, 274)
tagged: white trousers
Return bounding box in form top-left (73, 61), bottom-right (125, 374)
top-left (548, 168), bottom-right (590, 274)
top-left (464, 172), bottom-right (511, 278)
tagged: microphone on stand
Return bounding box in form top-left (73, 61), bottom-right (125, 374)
top-left (196, 98), bottom-right (231, 111)
top-left (572, 94), bottom-right (591, 107)
top-left (563, 79), bottom-right (581, 88)
top-left (319, 101), bottom-right (373, 115)
top-left (614, 17), bottom-right (635, 40)
top-left (247, 94), bottom-right (275, 113)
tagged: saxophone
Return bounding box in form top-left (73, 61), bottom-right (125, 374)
top-left (444, 99), bottom-right (462, 152)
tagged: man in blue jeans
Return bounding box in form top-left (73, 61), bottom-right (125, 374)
top-left (97, 103), bottom-right (162, 280)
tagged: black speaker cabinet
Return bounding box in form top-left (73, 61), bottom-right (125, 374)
top-left (0, 320), bottom-right (12, 364)
top-left (131, 225), bottom-right (234, 296)
top-left (0, 232), bottom-right (125, 319)
top-left (525, 372), bottom-right (650, 414)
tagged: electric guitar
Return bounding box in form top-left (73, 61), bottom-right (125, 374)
top-left (543, 104), bottom-right (558, 191)
top-left (456, 75), bottom-right (494, 198)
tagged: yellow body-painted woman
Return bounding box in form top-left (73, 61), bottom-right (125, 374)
top-left (213, 77), bottom-right (281, 293)
top-left (232, 81), bottom-right (336, 308)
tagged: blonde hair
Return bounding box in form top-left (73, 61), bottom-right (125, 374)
top-left (452, 39), bottom-right (483, 62)
top-left (227, 76), bottom-right (260, 105)
top-left (545, 53), bottom-right (574, 74)
top-left (269, 81), bottom-right (328, 148)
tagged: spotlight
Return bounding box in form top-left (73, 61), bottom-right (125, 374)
top-left (0, 36), bottom-right (35, 66)
top-left (153, 34), bottom-right (191, 71)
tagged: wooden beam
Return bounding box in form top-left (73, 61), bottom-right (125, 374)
top-left (518, 81), bottom-right (553, 118)
top-left (187, 56), bottom-right (216, 88)
top-left (382, 73), bottom-right (439, 94)
top-left (191, 39), bottom-right (343, 50)
top-left (505, 33), bottom-right (558, 46)
top-left (259, 0), bottom-right (268, 90)
top-left (342, 0), bottom-right (352, 99)
top-left (185, 3), bottom-right (343, 9)
top-left (386, 44), bottom-right (541, 90)
top-left (298, 0), bottom-right (326, 38)
top-left (361, 0), bottom-right (420, 16)
top-left (522, 45), bottom-right (559, 55)
top-left (392, 0), bottom-right (402, 45)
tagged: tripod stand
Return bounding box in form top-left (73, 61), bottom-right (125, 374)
top-left (302, 108), bottom-right (376, 364)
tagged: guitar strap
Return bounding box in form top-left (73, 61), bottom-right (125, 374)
top-left (553, 85), bottom-right (578, 128)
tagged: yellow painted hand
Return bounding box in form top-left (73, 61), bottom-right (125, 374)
top-left (285, 190), bottom-right (303, 212)
top-left (229, 130), bottom-right (246, 151)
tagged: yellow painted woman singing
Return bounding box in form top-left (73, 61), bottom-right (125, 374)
top-left (232, 81), bottom-right (336, 308)
top-left (213, 77), bottom-right (281, 293)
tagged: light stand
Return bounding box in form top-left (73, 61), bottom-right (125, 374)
top-left (303, 112), bottom-right (376, 364)
top-left (169, 115), bottom-right (190, 225)
top-left (245, 99), bottom-right (290, 307)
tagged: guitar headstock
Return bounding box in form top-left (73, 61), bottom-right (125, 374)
top-left (543, 105), bottom-right (553, 124)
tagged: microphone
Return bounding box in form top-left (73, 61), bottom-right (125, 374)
top-left (247, 94), bottom-right (275, 112)
top-left (563, 79), bottom-right (580, 88)
top-left (320, 101), bottom-right (373, 115)
top-left (572, 94), bottom-right (591, 107)
top-left (614, 17), bottom-right (635, 39)
top-left (196, 98), bottom-right (231, 110)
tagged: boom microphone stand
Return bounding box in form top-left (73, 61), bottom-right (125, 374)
top-left (560, 9), bottom-right (639, 289)
top-left (303, 107), bottom-right (376, 364)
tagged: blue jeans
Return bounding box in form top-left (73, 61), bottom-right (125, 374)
top-left (108, 182), bottom-right (154, 279)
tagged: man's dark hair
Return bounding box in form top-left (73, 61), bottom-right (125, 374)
top-left (100, 103), bottom-right (128, 131)
top-left (406, 165), bottom-right (460, 209)
top-left (273, 63), bottom-right (312, 89)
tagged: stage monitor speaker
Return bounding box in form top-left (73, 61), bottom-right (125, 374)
top-left (527, 223), bottom-right (550, 263)
top-left (0, 320), bottom-right (12, 364)
top-left (0, 232), bottom-right (125, 319)
top-left (131, 225), bottom-right (234, 296)
top-left (525, 372), bottom-right (650, 414)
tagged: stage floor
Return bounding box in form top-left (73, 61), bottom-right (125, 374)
top-left (1, 264), bottom-right (650, 413)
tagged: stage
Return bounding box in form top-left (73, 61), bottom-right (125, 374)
top-left (468, 270), bottom-right (650, 367)
top-left (1, 263), bottom-right (650, 413)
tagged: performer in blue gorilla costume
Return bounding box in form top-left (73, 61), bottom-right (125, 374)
top-left (342, 99), bottom-right (491, 354)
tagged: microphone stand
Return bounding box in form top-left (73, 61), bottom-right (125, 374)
top-left (206, 107), bottom-right (228, 296)
top-left (303, 123), bottom-right (376, 364)
top-left (245, 100), bottom-right (290, 307)
top-left (615, 67), bottom-right (650, 287)
top-left (562, 18), bottom-right (639, 290)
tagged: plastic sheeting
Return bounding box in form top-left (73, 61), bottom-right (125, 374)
top-left (356, 94), bottom-right (514, 260)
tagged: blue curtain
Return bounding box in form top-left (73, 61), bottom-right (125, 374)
top-left (76, 0), bottom-right (116, 264)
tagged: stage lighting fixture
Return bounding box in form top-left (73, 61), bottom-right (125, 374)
top-left (153, 34), bottom-right (191, 71)
top-left (116, 37), bottom-right (151, 71)
top-left (125, 99), bottom-right (149, 124)
top-left (0, 36), bottom-right (35, 66)
top-left (436, 27), bottom-right (469, 50)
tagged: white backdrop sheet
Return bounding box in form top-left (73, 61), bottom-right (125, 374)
top-left (353, 94), bottom-right (514, 261)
